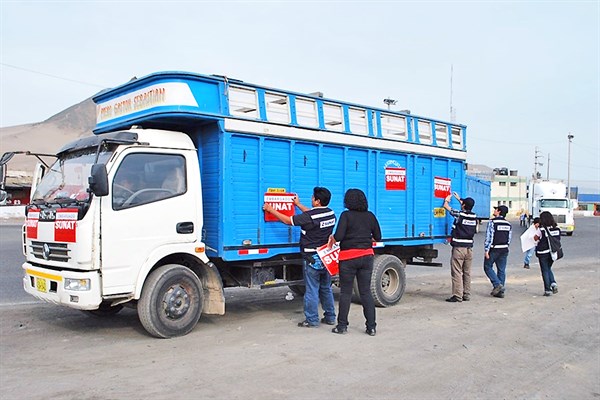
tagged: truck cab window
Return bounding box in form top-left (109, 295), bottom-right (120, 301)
top-left (113, 153), bottom-right (186, 210)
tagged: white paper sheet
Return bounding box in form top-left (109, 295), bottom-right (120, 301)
top-left (520, 224), bottom-right (541, 252)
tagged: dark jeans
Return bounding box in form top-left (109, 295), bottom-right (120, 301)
top-left (484, 250), bottom-right (508, 288)
top-left (337, 255), bottom-right (376, 330)
top-left (537, 253), bottom-right (556, 292)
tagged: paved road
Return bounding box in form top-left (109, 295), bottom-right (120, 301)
top-left (0, 217), bottom-right (598, 400)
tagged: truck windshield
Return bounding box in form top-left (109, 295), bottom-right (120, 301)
top-left (540, 199), bottom-right (568, 208)
top-left (31, 148), bottom-right (112, 205)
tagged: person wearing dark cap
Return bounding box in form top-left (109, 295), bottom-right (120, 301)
top-left (484, 205), bottom-right (513, 298)
top-left (443, 191), bottom-right (477, 303)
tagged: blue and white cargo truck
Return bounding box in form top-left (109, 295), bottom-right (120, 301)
top-left (10, 72), bottom-right (468, 337)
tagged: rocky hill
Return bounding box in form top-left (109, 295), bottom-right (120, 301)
top-left (0, 96), bottom-right (97, 173)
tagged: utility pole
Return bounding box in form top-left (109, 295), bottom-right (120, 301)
top-left (533, 147), bottom-right (544, 180)
top-left (546, 153), bottom-right (550, 179)
top-left (567, 134), bottom-right (574, 199)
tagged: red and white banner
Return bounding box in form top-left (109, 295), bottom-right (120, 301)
top-left (317, 243), bottom-right (340, 276)
top-left (54, 208), bottom-right (78, 243)
top-left (385, 167), bottom-right (406, 190)
top-left (26, 208), bottom-right (40, 239)
top-left (264, 193), bottom-right (296, 222)
top-left (434, 177), bottom-right (451, 198)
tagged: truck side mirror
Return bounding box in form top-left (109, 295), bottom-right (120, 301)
top-left (89, 164), bottom-right (109, 197)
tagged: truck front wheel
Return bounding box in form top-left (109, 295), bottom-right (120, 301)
top-left (138, 264), bottom-right (204, 338)
top-left (370, 255), bottom-right (406, 307)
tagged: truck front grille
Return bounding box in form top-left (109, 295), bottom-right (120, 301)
top-left (553, 214), bottom-right (566, 223)
top-left (30, 241), bottom-right (70, 262)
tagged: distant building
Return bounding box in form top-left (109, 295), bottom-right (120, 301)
top-left (468, 164), bottom-right (528, 218)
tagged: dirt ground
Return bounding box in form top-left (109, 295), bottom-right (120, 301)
top-left (1, 225), bottom-right (599, 400)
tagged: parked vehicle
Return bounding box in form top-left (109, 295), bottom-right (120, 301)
top-left (527, 180), bottom-right (575, 235)
top-left (5, 71), bottom-right (469, 337)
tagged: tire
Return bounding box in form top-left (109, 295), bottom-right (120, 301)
top-left (84, 302), bottom-right (124, 317)
top-left (370, 255), bottom-right (406, 307)
top-left (138, 264), bottom-right (204, 338)
top-left (288, 284), bottom-right (306, 296)
top-left (566, 232), bottom-right (573, 236)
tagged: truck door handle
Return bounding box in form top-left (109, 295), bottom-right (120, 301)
top-left (176, 222), bottom-right (194, 234)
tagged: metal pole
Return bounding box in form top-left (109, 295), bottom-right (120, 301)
top-left (567, 134), bottom-right (574, 199)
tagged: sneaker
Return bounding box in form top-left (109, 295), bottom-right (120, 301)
top-left (543, 291), bottom-right (552, 297)
top-left (297, 320), bottom-right (318, 328)
top-left (365, 328), bottom-right (376, 336)
top-left (493, 291), bottom-right (505, 298)
top-left (462, 294), bottom-right (471, 301)
top-left (320, 317), bottom-right (336, 325)
top-left (551, 283), bottom-right (558, 294)
top-left (331, 326), bottom-right (348, 334)
top-left (491, 284), bottom-right (504, 296)
top-left (445, 295), bottom-right (462, 303)
top-left (523, 264), bottom-right (530, 269)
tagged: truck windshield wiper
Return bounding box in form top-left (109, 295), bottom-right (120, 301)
top-left (54, 196), bottom-right (86, 206)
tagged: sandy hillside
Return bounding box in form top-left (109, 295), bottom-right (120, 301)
top-left (0, 98), bottom-right (96, 172)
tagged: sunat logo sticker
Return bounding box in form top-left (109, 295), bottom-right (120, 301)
top-left (54, 208), bottom-right (78, 242)
top-left (26, 208), bottom-right (40, 239)
top-left (434, 177), bottom-right (452, 198)
top-left (264, 193), bottom-right (296, 222)
top-left (384, 160), bottom-right (406, 191)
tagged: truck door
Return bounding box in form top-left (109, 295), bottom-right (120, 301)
top-left (100, 150), bottom-right (198, 295)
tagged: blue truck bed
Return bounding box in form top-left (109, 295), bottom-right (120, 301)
top-left (466, 174), bottom-right (491, 220)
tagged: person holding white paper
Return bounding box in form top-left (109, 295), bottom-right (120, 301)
top-left (521, 217), bottom-right (540, 269)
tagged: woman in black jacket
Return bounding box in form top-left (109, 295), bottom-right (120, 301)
top-left (534, 211), bottom-right (561, 296)
top-left (327, 188), bottom-right (381, 336)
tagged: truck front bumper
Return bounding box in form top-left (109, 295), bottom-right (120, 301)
top-left (22, 263), bottom-right (102, 310)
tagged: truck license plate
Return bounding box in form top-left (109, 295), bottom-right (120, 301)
top-left (36, 277), bottom-right (47, 293)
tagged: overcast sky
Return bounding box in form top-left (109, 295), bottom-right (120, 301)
top-left (1, 0), bottom-right (598, 191)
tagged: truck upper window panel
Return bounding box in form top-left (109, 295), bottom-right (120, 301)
top-left (380, 113), bottom-right (407, 140)
top-left (295, 98), bottom-right (319, 128)
top-left (265, 92), bottom-right (290, 124)
top-left (451, 126), bottom-right (463, 148)
top-left (418, 120), bottom-right (432, 145)
top-left (435, 123), bottom-right (448, 147)
top-left (349, 107), bottom-right (368, 135)
top-left (113, 153), bottom-right (186, 210)
top-left (229, 87), bottom-right (259, 119)
top-left (323, 103), bottom-right (344, 131)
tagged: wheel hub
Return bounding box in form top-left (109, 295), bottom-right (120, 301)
top-left (162, 284), bottom-right (190, 320)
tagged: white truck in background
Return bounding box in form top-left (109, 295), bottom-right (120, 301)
top-left (528, 180), bottom-right (575, 235)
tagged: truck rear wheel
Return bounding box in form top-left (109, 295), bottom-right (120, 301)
top-left (138, 264), bottom-right (204, 338)
top-left (370, 255), bottom-right (406, 307)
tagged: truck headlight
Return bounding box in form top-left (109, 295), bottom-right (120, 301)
top-left (64, 278), bottom-right (91, 291)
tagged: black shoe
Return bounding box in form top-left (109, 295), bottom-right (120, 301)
top-left (494, 291), bottom-right (505, 298)
top-left (491, 284), bottom-right (504, 296)
top-left (366, 328), bottom-right (376, 336)
top-left (320, 317), bottom-right (335, 325)
top-left (445, 295), bottom-right (462, 303)
top-left (462, 294), bottom-right (470, 301)
top-left (297, 320), bottom-right (318, 328)
top-left (523, 264), bottom-right (530, 269)
top-left (331, 326), bottom-right (348, 334)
